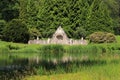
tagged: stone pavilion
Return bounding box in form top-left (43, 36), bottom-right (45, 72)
top-left (28, 26), bottom-right (87, 45)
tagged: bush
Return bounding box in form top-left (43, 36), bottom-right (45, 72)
top-left (74, 27), bottom-right (88, 39)
top-left (2, 19), bottom-right (29, 43)
top-left (89, 32), bottom-right (116, 43)
top-left (29, 28), bottom-right (41, 40)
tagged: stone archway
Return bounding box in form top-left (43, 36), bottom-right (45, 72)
top-left (56, 35), bottom-right (63, 40)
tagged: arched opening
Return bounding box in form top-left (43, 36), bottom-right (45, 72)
top-left (56, 35), bottom-right (63, 40)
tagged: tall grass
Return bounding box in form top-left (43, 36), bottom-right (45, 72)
top-left (1, 40), bottom-right (120, 54)
top-left (38, 44), bottom-right (64, 53)
top-left (24, 62), bottom-right (120, 80)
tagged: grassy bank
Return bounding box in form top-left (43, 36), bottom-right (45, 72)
top-left (0, 40), bottom-right (120, 54)
top-left (0, 36), bottom-right (120, 53)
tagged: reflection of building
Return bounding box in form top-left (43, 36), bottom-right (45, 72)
top-left (28, 26), bottom-right (87, 45)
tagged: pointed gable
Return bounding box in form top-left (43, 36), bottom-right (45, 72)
top-left (52, 26), bottom-right (68, 40)
top-left (54, 26), bottom-right (65, 35)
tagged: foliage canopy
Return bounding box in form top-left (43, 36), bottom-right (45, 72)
top-left (0, 0), bottom-right (120, 42)
top-left (2, 19), bottom-right (29, 43)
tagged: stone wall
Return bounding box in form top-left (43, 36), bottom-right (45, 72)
top-left (28, 38), bottom-right (88, 45)
top-left (28, 26), bottom-right (88, 45)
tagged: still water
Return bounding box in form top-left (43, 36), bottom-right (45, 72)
top-left (0, 52), bottom-right (73, 79)
top-left (0, 52), bottom-right (106, 80)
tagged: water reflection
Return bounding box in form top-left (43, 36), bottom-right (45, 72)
top-left (0, 52), bottom-right (106, 80)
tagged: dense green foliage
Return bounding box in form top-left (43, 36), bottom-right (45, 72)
top-left (89, 32), bottom-right (116, 43)
top-left (0, 20), bottom-right (6, 38)
top-left (0, 0), bottom-right (119, 42)
top-left (29, 28), bottom-right (41, 39)
top-left (0, 0), bottom-right (19, 21)
top-left (2, 19), bottom-right (29, 43)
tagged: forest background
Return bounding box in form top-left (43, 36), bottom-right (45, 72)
top-left (0, 0), bottom-right (120, 43)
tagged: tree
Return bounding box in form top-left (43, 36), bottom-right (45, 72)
top-left (0, 20), bottom-right (6, 38)
top-left (19, 0), bottom-right (44, 27)
top-left (96, 0), bottom-right (120, 35)
top-left (38, 0), bottom-right (115, 38)
top-left (82, 0), bottom-right (114, 34)
top-left (0, 0), bottom-right (19, 21)
top-left (18, 0), bottom-right (119, 38)
top-left (74, 27), bottom-right (88, 39)
top-left (2, 19), bottom-right (29, 43)
top-left (29, 28), bottom-right (41, 39)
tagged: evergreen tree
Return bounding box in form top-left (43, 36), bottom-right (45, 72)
top-left (2, 19), bottom-right (29, 43)
top-left (85, 0), bottom-right (114, 34)
top-left (0, 20), bottom-right (6, 38)
top-left (18, 0), bottom-right (119, 39)
top-left (38, 0), bottom-right (114, 38)
top-left (0, 0), bottom-right (19, 21)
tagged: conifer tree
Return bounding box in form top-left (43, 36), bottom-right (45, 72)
top-left (19, 0), bottom-right (118, 38)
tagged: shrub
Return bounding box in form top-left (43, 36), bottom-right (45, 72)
top-left (89, 32), bottom-right (116, 43)
top-left (2, 19), bottom-right (29, 43)
top-left (29, 28), bottom-right (41, 40)
top-left (74, 27), bottom-right (88, 39)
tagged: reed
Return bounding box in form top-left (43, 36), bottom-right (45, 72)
top-left (0, 46), bottom-right (9, 53)
top-left (38, 44), bottom-right (64, 53)
top-left (24, 62), bottom-right (120, 80)
top-left (1, 40), bottom-right (120, 54)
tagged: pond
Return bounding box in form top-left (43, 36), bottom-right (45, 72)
top-left (0, 52), bottom-right (119, 80)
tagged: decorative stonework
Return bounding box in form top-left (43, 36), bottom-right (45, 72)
top-left (28, 26), bottom-right (88, 45)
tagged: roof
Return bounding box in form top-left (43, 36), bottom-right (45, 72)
top-left (52, 26), bottom-right (68, 40)
top-left (54, 26), bottom-right (66, 35)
